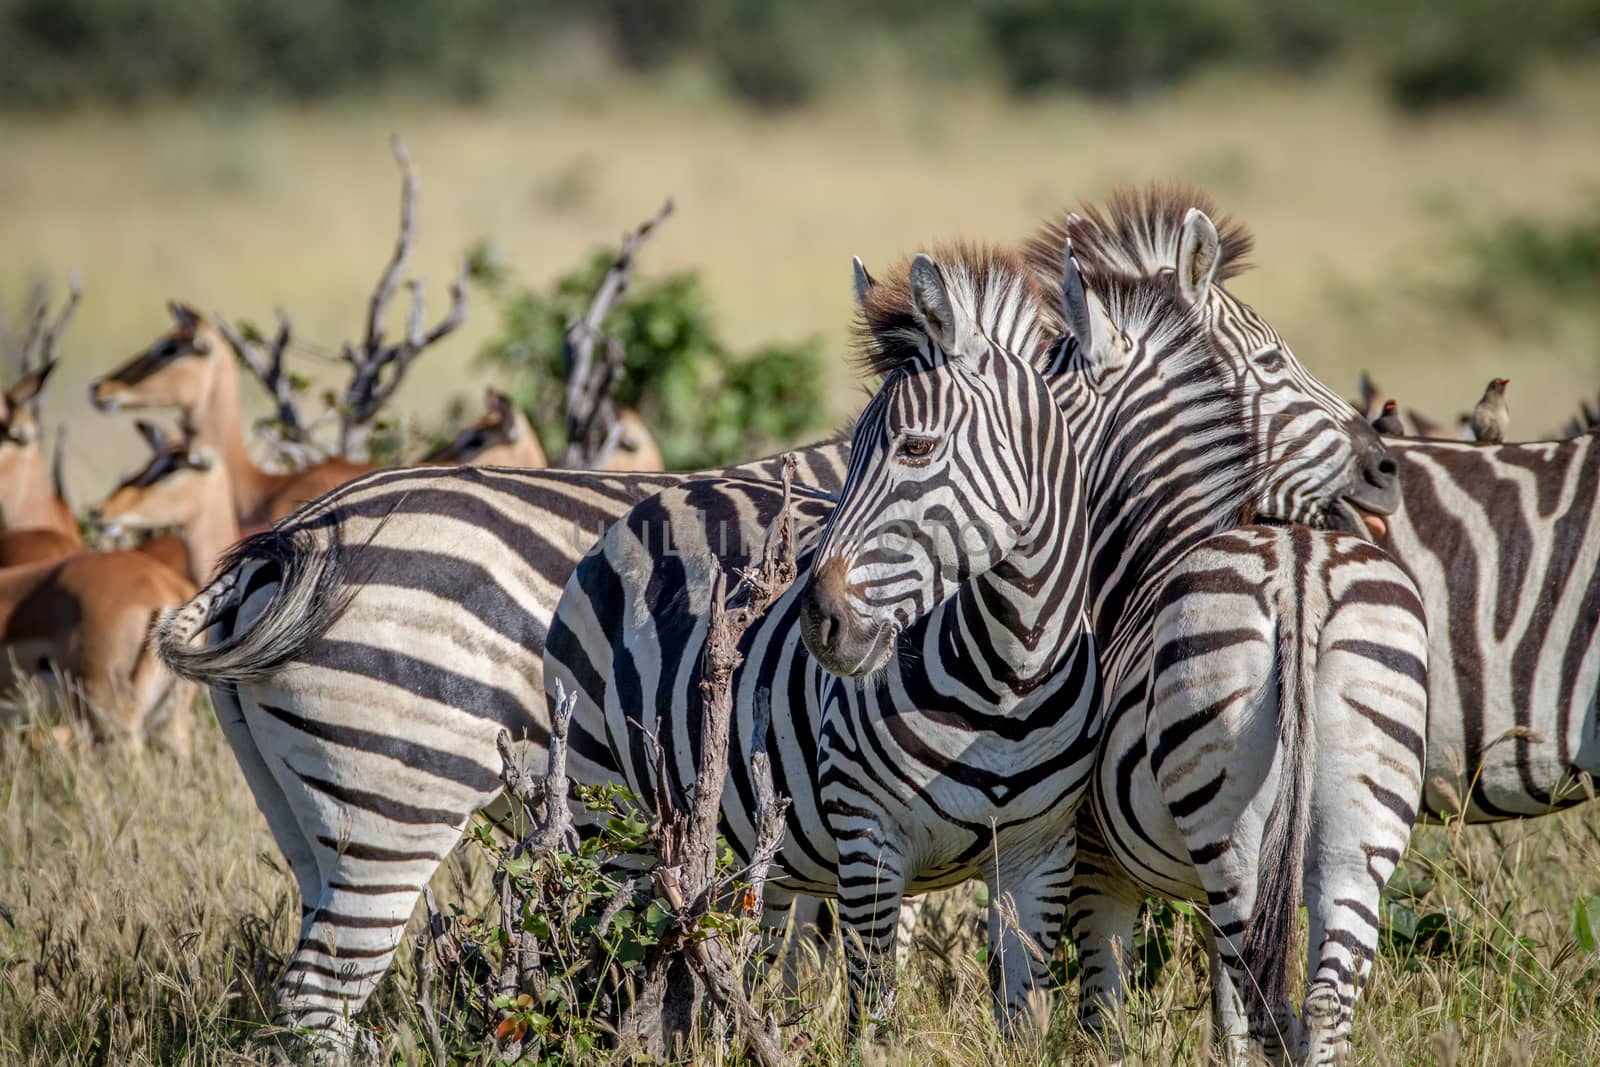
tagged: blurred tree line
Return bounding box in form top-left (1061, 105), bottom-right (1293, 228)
top-left (2, 0), bottom-right (1597, 113)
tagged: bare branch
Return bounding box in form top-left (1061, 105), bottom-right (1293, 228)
top-left (562, 198), bottom-right (674, 467)
top-left (365, 135), bottom-right (417, 356)
top-left (337, 139), bottom-right (468, 457)
top-left (217, 309), bottom-right (318, 454)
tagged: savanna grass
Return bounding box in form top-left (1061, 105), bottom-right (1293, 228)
top-left (4, 698), bottom-right (1600, 1064)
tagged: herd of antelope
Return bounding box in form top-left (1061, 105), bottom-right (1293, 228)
top-left (0, 292), bottom-right (661, 756)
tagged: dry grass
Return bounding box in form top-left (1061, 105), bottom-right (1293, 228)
top-left (4, 702), bottom-right (1600, 1065)
top-left (3, 63), bottom-right (1600, 502)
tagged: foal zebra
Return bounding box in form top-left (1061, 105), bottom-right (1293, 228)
top-left (155, 185), bottom-right (1393, 1050)
top-left (548, 246), bottom-right (1099, 1031)
top-left (1086, 525), bottom-right (1428, 1065)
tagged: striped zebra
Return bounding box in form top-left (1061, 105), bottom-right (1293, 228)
top-left (1374, 435), bottom-right (1600, 823)
top-left (547, 246), bottom-right (1100, 1032)
top-left (154, 185), bottom-right (1395, 1051)
top-left (1009, 187), bottom-right (1432, 1058)
top-left (1084, 525), bottom-right (1428, 1065)
top-left (1044, 188), bottom-right (1600, 1014)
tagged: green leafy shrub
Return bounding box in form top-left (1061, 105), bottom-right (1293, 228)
top-left (473, 245), bottom-right (831, 470)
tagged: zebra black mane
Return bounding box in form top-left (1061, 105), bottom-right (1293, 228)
top-left (1027, 181), bottom-right (1254, 284)
top-left (853, 242), bottom-right (1063, 380)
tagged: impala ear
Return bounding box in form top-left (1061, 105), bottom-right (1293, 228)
top-left (486, 389), bottom-right (522, 438)
top-left (134, 419), bottom-right (170, 453)
top-left (1177, 208), bottom-right (1220, 306)
top-left (908, 253), bottom-right (972, 358)
top-left (852, 256), bottom-right (876, 310)
top-left (167, 301), bottom-right (201, 332)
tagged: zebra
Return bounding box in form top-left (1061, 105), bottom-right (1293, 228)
top-left (1040, 189), bottom-right (1600, 1051)
top-left (1375, 435), bottom-right (1600, 824)
top-left (155, 185), bottom-right (1397, 1050)
top-left (546, 245), bottom-right (1100, 1033)
top-left (546, 224), bottom-right (1407, 1043)
top-left (1085, 524), bottom-right (1428, 1065)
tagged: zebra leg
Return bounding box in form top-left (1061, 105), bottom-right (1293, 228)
top-left (984, 825), bottom-right (1075, 1032)
top-left (240, 697), bottom-right (496, 1051)
top-left (834, 849), bottom-right (910, 1040)
top-left (1206, 928), bottom-right (1252, 1067)
top-left (1206, 891), bottom-right (1294, 1066)
top-left (209, 685), bottom-right (321, 917)
top-left (1068, 817), bottom-right (1142, 1057)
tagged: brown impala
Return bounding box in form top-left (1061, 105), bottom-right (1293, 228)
top-left (88, 303), bottom-right (373, 529)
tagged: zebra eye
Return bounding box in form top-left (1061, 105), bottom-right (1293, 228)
top-left (1256, 348), bottom-right (1287, 372)
top-left (898, 435), bottom-right (936, 461)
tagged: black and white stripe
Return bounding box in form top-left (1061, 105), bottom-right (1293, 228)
top-left (1077, 525), bottom-right (1428, 1065)
top-left (1059, 187), bottom-right (1600, 846)
top-left (547, 245), bottom-right (1099, 1033)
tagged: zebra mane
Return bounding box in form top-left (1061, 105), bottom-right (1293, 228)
top-left (1026, 181), bottom-right (1254, 283)
top-left (853, 242), bottom-right (1063, 379)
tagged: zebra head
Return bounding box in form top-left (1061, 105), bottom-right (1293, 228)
top-left (799, 246), bottom-right (1081, 679)
top-left (1041, 186), bottom-right (1400, 540)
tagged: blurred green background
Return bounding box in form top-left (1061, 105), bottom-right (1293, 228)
top-left (3, 0), bottom-right (1600, 491)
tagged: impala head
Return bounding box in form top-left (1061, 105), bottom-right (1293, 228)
top-left (1039, 185), bottom-right (1400, 540)
top-left (89, 302), bottom-right (226, 414)
top-left (422, 388), bottom-right (546, 467)
top-left (90, 420), bottom-right (220, 535)
top-left (799, 246), bottom-right (1076, 678)
top-left (0, 359), bottom-right (56, 478)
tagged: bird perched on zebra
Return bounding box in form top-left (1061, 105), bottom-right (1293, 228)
top-left (1471, 376), bottom-right (1511, 443)
top-left (1372, 398), bottom-right (1406, 436)
top-left (153, 183), bottom-right (1399, 1056)
top-left (548, 245), bottom-right (1101, 1035)
top-left (1083, 525), bottom-right (1428, 1066)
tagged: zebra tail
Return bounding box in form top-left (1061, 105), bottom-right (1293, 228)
top-left (157, 524), bottom-right (360, 688)
top-left (1238, 587), bottom-right (1320, 1041)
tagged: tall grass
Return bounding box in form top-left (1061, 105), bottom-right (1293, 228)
top-left (5, 704), bottom-right (1600, 1064)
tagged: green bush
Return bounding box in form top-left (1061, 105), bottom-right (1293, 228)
top-left (474, 245), bottom-right (831, 470)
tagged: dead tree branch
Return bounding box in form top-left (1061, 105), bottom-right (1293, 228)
top-left (618, 453), bottom-right (800, 1067)
top-left (215, 310), bottom-right (329, 465)
top-left (562, 198), bottom-right (674, 468)
top-left (338, 136), bottom-right (468, 458)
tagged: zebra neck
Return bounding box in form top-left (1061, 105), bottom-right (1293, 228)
top-left (1060, 378), bottom-right (1252, 661)
top-left (932, 478), bottom-right (1090, 700)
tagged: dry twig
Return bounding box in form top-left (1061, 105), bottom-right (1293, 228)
top-left (562, 198), bottom-right (674, 468)
top-left (338, 136), bottom-right (468, 457)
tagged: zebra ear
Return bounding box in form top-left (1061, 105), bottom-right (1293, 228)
top-left (908, 253), bottom-right (969, 358)
top-left (1177, 208), bottom-right (1220, 306)
top-left (852, 256), bottom-right (876, 310)
top-left (1060, 242), bottom-right (1126, 377)
top-left (1060, 240), bottom-right (1094, 352)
